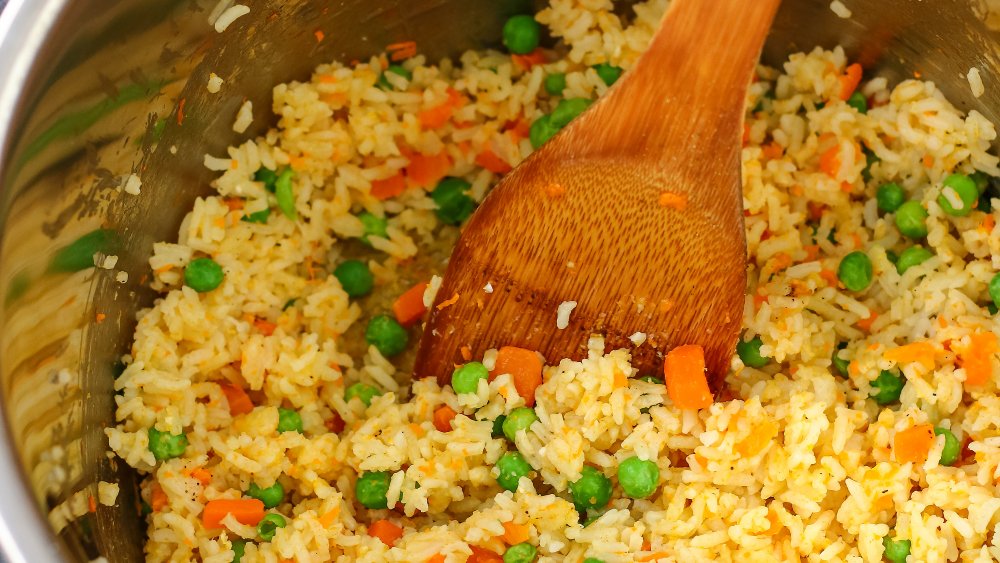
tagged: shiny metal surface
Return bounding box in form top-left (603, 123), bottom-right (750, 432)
top-left (0, 0), bottom-right (998, 561)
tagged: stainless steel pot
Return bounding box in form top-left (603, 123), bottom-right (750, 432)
top-left (0, 0), bottom-right (997, 561)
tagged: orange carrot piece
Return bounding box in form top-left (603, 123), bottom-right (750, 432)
top-left (254, 318), bottom-right (277, 336)
top-left (884, 342), bottom-right (937, 370)
top-left (959, 332), bottom-right (998, 386)
top-left (490, 347), bottom-right (543, 407)
top-left (406, 151), bottom-right (452, 189)
top-left (894, 424), bottom-right (935, 463)
top-left (368, 519), bottom-right (404, 546)
top-left (735, 419), bottom-right (779, 458)
top-left (150, 483), bottom-right (168, 512)
top-left (88, 495), bottom-right (97, 513)
top-left (426, 555), bottom-right (446, 563)
top-left (417, 89), bottom-right (465, 130)
top-left (393, 282), bottom-right (429, 327)
top-left (371, 173), bottom-right (407, 200)
top-left (501, 521), bottom-right (530, 545)
top-left (188, 468), bottom-right (213, 486)
top-left (838, 63), bottom-right (863, 100)
top-left (219, 382), bottom-right (254, 416)
top-left (742, 123), bottom-right (751, 147)
top-left (511, 48), bottom-right (546, 70)
top-left (856, 311), bottom-right (878, 332)
top-left (468, 546), bottom-right (504, 563)
top-left (202, 498), bottom-right (265, 529)
top-left (761, 141), bottom-right (783, 160)
top-left (819, 145), bottom-right (841, 178)
top-left (663, 345), bottom-right (712, 410)
top-left (475, 149), bottom-right (512, 174)
top-left (433, 405), bottom-right (458, 432)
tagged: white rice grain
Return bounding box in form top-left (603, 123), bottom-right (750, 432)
top-left (968, 67), bottom-right (985, 98)
top-left (556, 301), bottom-right (577, 329)
top-left (207, 73), bottom-right (224, 94)
top-left (214, 4), bottom-right (249, 33)
top-left (232, 100), bottom-right (253, 133)
top-left (122, 174), bottom-right (141, 195)
top-left (830, 1), bottom-right (852, 18)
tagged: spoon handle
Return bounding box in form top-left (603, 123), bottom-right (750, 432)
top-left (561, 0), bottom-right (782, 160)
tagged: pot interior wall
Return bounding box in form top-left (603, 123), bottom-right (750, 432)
top-left (0, 0), bottom-right (997, 561)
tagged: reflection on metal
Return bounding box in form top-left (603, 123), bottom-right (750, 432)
top-left (0, 0), bottom-right (998, 561)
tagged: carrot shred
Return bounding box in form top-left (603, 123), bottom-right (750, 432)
top-left (819, 269), bottom-right (839, 287)
top-left (637, 552), bottom-right (671, 562)
top-left (187, 468), bottom-right (213, 486)
top-left (370, 173), bottom-right (407, 200)
top-left (254, 318), bottom-right (277, 336)
top-left (735, 419), bottom-right (779, 457)
top-left (475, 149), bottom-right (512, 174)
top-left (884, 342), bottom-right (937, 370)
top-left (88, 495), bottom-right (97, 513)
top-left (468, 546), bottom-right (504, 563)
top-left (386, 41), bottom-right (417, 61)
top-left (436, 292), bottom-right (460, 311)
top-left (838, 63), bottom-right (863, 100)
top-left (807, 202), bottom-right (826, 221)
top-left (202, 498), bottom-right (265, 529)
top-left (426, 555), bottom-right (446, 563)
top-left (219, 382), bottom-right (254, 416)
top-left (761, 141), bottom-right (783, 160)
top-left (664, 345), bottom-right (713, 410)
top-left (856, 311), bottom-right (879, 332)
top-left (613, 367), bottom-right (629, 389)
top-left (433, 405), bottom-right (458, 432)
top-left (959, 332), bottom-right (998, 386)
top-left (150, 483), bottom-right (168, 512)
top-left (489, 347), bottom-right (543, 407)
top-left (500, 521), bottom-right (530, 545)
top-left (224, 198), bottom-right (245, 211)
top-left (922, 154), bottom-right (934, 168)
top-left (460, 345), bottom-right (473, 361)
top-left (511, 48), bottom-right (546, 70)
top-left (405, 150), bottom-right (452, 189)
top-left (819, 145), bottom-right (841, 178)
top-left (506, 118), bottom-right (532, 142)
top-left (319, 508), bottom-right (339, 527)
top-left (392, 282), bottom-right (429, 327)
top-left (177, 98), bottom-right (186, 126)
top-left (368, 519), bottom-right (404, 546)
top-left (417, 88), bottom-right (465, 129)
top-left (894, 424), bottom-right (935, 463)
top-left (980, 215), bottom-right (996, 234)
top-left (314, 30), bottom-right (325, 43)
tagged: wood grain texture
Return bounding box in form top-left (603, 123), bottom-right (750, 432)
top-left (415, 0), bottom-right (781, 388)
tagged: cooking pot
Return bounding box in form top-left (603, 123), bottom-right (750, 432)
top-left (0, 0), bottom-right (997, 560)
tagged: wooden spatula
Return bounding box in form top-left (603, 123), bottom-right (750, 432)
top-left (414, 0), bottom-right (781, 389)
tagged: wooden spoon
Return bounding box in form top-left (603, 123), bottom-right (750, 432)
top-left (414, 0), bottom-right (781, 389)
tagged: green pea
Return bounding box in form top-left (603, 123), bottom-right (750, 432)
top-left (503, 542), bottom-right (537, 563)
top-left (276, 408), bottom-right (303, 433)
top-left (282, 297), bottom-right (297, 310)
top-left (184, 258), bottom-right (224, 292)
top-left (831, 342), bottom-right (850, 378)
top-left (582, 509), bottom-right (606, 527)
top-left (452, 362), bottom-right (489, 394)
top-left (937, 173), bottom-right (978, 216)
top-left (246, 481), bottom-right (284, 509)
top-left (345, 382), bottom-right (382, 407)
top-left (431, 177), bottom-right (476, 225)
top-left (837, 251), bottom-right (873, 292)
top-left (870, 370), bottom-right (904, 405)
top-left (496, 451), bottom-right (533, 492)
top-left (544, 73), bottom-right (566, 95)
top-left (971, 171), bottom-right (991, 194)
top-left (491, 415), bottom-right (507, 438)
top-left (876, 183), bottom-right (905, 213)
top-left (254, 167), bottom-right (278, 192)
top-left (355, 471), bottom-right (391, 509)
top-left (736, 336), bottom-right (769, 368)
top-left (147, 428), bottom-right (188, 461)
top-left (895, 246), bottom-right (933, 275)
top-left (49, 228), bottom-right (120, 273)
top-left (529, 115), bottom-right (560, 149)
top-left (862, 148), bottom-right (880, 183)
top-left (934, 426), bottom-right (960, 466)
top-left (502, 407), bottom-right (538, 442)
top-left (365, 314), bottom-right (409, 357)
top-left (231, 539), bottom-right (246, 563)
top-left (569, 466), bottom-right (612, 511)
top-left (257, 513), bottom-right (286, 541)
top-left (502, 15), bottom-right (541, 55)
top-left (378, 65), bottom-right (412, 90)
top-left (140, 499), bottom-right (152, 516)
top-left (241, 207), bottom-right (271, 224)
top-left (637, 375), bottom-right (663, 384)
top-left (274, 168), bottom-right (297, 220)
top-left (989, 272), bottom-right (1000, 310)
top-left (583, 559), bottom-right (605, 563)
top-left (846, 91), bottom-right (868, 114)
top-left (550, 98), bottom-right (591, 128)
top-left (617, 456), bottom-right (659, 499)
top-left (593, 63), bottom-right (623, 86)
top-left (989, 302), bottom-right (999, 315)
top-left (357, 212), bottom-right (389, 246)
top-left (885, 250), bottom-right (899, 264)
top-left (333, 260), bottom-right (374, 298)
top-left (882, 535), bottom-right (911, 563)
top-left (894, 201), bottom-right (928, 238)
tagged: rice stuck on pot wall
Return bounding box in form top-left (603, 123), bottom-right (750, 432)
top-left (102, 0), bottom-right (1000, 561)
